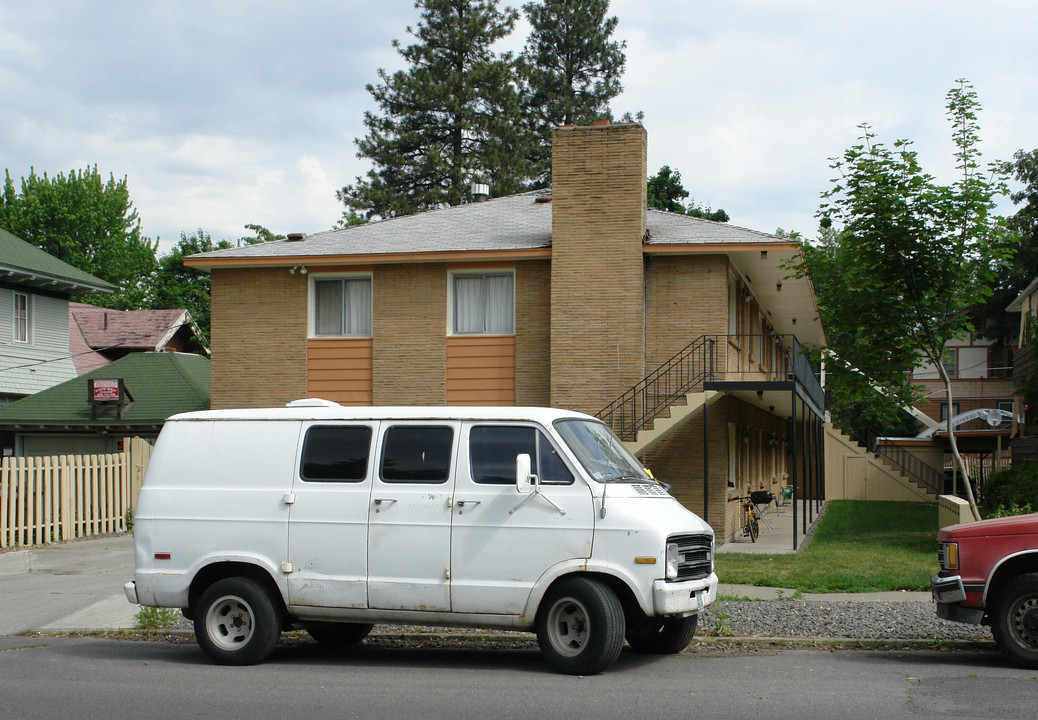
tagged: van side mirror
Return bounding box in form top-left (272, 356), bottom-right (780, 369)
top-left (516, 453), bottom-right (534, 494)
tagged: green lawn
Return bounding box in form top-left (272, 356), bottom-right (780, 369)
top-left (715, 500), bottom-right (939, 593)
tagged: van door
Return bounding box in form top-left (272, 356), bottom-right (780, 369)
top-left (449, 422), bottom-right (594, 615)
top-left (367, 421), bottom-right (460, 612)
top-left (286, 422), bottom-right (377, 609)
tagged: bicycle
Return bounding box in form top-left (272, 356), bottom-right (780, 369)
top-left (739, 491), bottom-right (775, 542)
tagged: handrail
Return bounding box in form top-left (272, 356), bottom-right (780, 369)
top-left (873, 445), bottom-right (943, 496)
top-left (597, 334), bottom-right (823, 441)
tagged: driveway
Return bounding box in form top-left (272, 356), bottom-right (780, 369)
top-left (0, 534), bottom-right (136, 635)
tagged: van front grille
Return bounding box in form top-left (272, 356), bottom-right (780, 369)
top-left (669, 533), bottom-right (713, 581)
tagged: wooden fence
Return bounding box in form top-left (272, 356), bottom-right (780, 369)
top-left (0, 437), bottom-right (153, 549)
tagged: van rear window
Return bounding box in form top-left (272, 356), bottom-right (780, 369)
top-left (381, 425), bottom-right (454, 483)
top-left (300, 425), bottom-right (372, 482)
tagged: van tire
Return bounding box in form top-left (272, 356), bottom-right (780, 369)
top-left (305, 622), bottom-right (374, 649)
top-left (536, 576), bottom-right (625, 675)
top-left (626, 615), bottom-right (698, 654)
top-left (991, 573), bottom-right (1038, 669)
top-left (194, 577), bottom-right (281, 665)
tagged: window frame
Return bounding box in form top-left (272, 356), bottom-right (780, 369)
top-left (448, 269), bottom-right (516, 336)
top-left (13, 292), bottom-right (30, 344)
top-left (310, 273), bottom-right (373, 338)
top-left (298, 424), bottom-right (374, 483)
top-left (467, 423), bottom-right (574, 486)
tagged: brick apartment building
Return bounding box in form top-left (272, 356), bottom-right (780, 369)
top-left (186, 122), bottom-right (826, 542)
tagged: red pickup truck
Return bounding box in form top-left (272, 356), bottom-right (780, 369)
top-left (931, 513), bottom-right (1038, 668)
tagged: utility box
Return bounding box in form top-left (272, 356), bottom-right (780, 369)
top-left (938, 494), bottom-right (973, 529)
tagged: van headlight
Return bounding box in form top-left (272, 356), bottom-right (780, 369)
top-left (666, 542), bottom-right (680, 580)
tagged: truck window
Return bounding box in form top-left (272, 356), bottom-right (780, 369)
top-left (469, 425), bottom-right (573, 485)
top-left (381, 425), bottom-right (454, 483)
top-left (300, 425), bottom-right (373, 482)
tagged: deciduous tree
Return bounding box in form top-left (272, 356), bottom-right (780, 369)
top-left (798, 80), bottom-right (1014, 519)
top-left (0, 166), bottom-right (158, 309)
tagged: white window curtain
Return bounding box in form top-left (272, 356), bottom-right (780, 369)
top-left (453, 273), bottom-right (514, 334)
top-left (315, 280), bottom-right (344, 335)
top-left (344, 278), bottom-right (372, 336)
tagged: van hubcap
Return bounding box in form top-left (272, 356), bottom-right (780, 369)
top-left (547, 598), bottom-right (590, 657)
top-left (206, 595), bottom-right (255, 650)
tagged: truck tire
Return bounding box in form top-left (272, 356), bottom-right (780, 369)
top-left (305, 622), bottom-right (374, 649)
top-left (536, 576), bottom-right (625, 675)
top-left (194, 577), bottom-right (282, 666)
top-left (991, 572), bottom-right (1038, 669)
top-left (626, 615), bottom-right (698, 654)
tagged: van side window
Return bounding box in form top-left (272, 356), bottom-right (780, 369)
top-left (469, 426), bottom-right (573, 485)
top-left (300, 426), bottom-right (373, 482)
top-left (381, 425), bottom-right (454, 483)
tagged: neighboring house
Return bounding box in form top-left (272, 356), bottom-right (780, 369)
top-left (1007, 276), bottom-right (1038, 462)
top-left (0, 351), bottom-right (210, 456)
top-left (0, 228), bottom-right (114, 407)
top-left (68, 302), bottom-right (207, 374)
top-left (184, 122), bottom-right (827, 543)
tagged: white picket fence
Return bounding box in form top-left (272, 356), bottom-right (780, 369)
top-left (0, 437), bottom-right (152, 549)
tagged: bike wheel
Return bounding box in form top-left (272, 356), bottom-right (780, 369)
top-left (749, 515), bottom-right (759, 542)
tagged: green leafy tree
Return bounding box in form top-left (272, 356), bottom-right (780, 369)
top-left (519, 0), bottom-right (626, 185)
top-left (0, 166), bottom-right (158, 309)
top-left (647, 165), bottom-right (729, 222)
top-left (798, 80), bottom-right (1014, 520)
top-left (149, 225), bottom-right (278, 345)
top-left (338, 0), bottom-right (529, 221)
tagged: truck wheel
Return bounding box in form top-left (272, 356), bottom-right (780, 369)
top-left (991, 573), bottom-right (1038, 669)
top-left (536, 576), bottom-right (625, 675)
top-left (194, 578), bottom-right (282, 666)
top-left (305, 622), bottom-right (374, 649)
top-left (626, 615), bottom-right (698, 654)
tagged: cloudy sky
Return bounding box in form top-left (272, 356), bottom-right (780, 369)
top-left (2, 1), bottom-right (1036, 255)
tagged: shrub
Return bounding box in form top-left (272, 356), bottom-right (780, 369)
top-left (980, 463), bottom-right (1038, 516)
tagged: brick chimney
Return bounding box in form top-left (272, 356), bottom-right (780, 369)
top-left (549, 122), bottom-right (648, 415)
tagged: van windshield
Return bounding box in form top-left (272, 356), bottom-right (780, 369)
top-left (553, 419), bottom-right (650, 484)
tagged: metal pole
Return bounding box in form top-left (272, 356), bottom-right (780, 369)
top-left (802, 396), bottom-right (809, 532)
top-left (703, 397), bottom-right (709, 527)
top-left (791, 388), bottom-right (798, 550)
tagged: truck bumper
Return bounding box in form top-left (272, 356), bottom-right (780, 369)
top-left (652, 573), bottom-right (718, 616)
top-left (123, 580), bottom-right (138, 605)
top-left (931, 573), bottom-right (984, 625)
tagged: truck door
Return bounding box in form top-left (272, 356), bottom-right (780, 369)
top-left (449, 422), bottom-right (594, 615)
top-left (367, 421), bottom-right (460, 612)
top-left (286, 422), bottom-right (377, 609)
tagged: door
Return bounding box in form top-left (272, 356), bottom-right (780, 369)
top-left (286, 422), bottom-right (377, 608)
top-left (449, 422), bottom-right (595, 615)
top-left (367, 422), bottom-right (460, 611)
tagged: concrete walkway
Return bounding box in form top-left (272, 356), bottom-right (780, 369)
top-left (716, 499), bottom-right (825, 555)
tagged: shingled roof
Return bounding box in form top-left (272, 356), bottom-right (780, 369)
top-left (0, 352), bottom-right (210, 432)
top-left (0, 227), bottom-right (115, 295)
top-left (69, 303), bottom-right (196, 353)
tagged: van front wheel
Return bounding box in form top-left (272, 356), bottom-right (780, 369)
top-left (536, 577), bottom-right (625, 675)
top-left (194, 577), bottom-right (281, 665)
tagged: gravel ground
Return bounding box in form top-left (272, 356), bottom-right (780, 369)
top-left (698, 599), bottom-right (992, 642)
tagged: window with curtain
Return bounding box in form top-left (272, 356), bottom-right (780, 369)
top-left (314, 277), bottom-right (372, 336)
top-left (452, 273), bottom-right (514, 334)
top-left (13, 292), bottom-right (29, 343)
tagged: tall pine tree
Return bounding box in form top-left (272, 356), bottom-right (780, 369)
top-left (338, 0), bottom-right (529, 221)
top-left (520, 0), bottom-right (627, 185)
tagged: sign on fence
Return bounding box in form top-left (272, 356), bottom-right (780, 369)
top-left (0, 437), bottom-right (152, 549)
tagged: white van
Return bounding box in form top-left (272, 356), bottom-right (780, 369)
top-left (125, 401), bottom-right (717, 674)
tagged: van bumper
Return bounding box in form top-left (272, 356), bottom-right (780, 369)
top-left (123, 581), bottom-right (138, 605)
top-left (652, 573), bottom-right (718, 616)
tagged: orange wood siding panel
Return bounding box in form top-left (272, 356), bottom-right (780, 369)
top-left (307, 338), bottom-right (373, 406)
top-left (446, 335), bottom-right (516, 406)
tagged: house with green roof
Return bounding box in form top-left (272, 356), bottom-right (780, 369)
top-left (1, 227), bottom-right (115, 406)
top-left (0, 351), bottom-right (210, 456)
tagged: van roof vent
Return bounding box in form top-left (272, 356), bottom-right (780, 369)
top-left (285, 398), bottom-right (342, 408)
